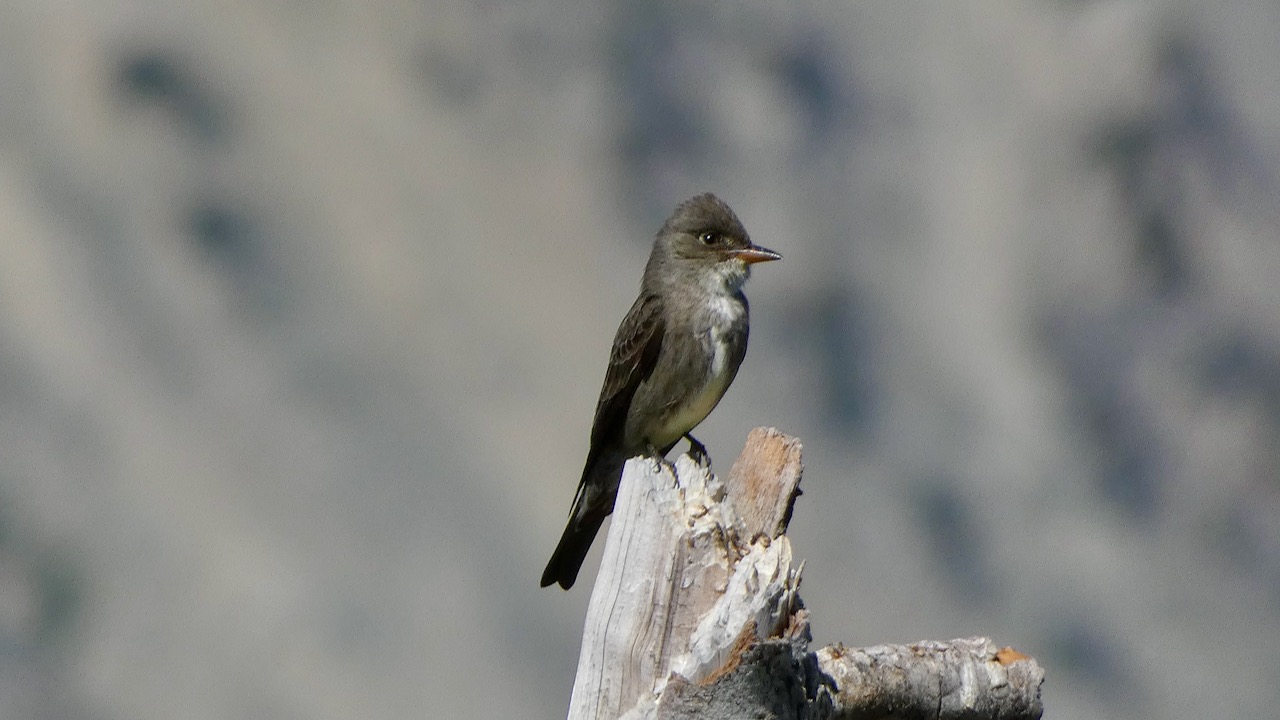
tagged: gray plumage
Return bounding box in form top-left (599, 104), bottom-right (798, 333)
top-left (541, 193), bottom-right (780, 590)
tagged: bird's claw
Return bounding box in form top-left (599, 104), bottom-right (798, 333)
top-left (684, 433), bottom-right (710, 468)
top-left (645, 443), bottom-right (677, 479)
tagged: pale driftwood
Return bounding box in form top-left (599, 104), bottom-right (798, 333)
top-left (816, 638), bottom-right (1044, 719)
top-left (566, 428), bottom-right (1044, 720)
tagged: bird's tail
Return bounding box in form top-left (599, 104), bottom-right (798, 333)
top-left (542, 452), bottom-right (624, 590)
top-left (540, 512), bottom-right (606, 590)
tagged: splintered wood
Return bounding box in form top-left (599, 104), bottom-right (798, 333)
top-left (725, 427), bottom-right (804, 541)
top-left (564, 428), bottom-right (1044, 720)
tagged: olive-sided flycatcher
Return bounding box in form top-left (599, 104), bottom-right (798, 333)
top-left (541, 193), bottom-right (780, 590)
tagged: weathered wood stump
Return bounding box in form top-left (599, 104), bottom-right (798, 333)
top-left (567, 427), bottom-right (1044, 720)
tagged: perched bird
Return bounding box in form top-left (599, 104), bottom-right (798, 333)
top-left (541, 193), bottom-right (781, 590)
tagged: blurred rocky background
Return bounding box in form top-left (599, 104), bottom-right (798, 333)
top-left (0, 2), bottom-right (1277, 718)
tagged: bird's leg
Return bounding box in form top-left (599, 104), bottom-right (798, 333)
top-left (645, 442), bottom-right (677, 479)
top-left (684, 433), bottom-right (710, 467)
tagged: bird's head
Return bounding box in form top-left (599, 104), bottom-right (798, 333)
top-left (646, 193), bottom-right (781, 292)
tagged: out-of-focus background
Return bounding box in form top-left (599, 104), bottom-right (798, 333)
top-left (1, 2), bottom-right (1277, 718)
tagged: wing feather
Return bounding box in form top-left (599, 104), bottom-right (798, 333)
top-left (586, 292), bottom-right (664, 459)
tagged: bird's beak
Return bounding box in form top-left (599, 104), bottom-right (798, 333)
top-left (732, 245), bottom-right (782, 264)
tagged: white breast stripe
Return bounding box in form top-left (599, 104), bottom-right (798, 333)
top-left (708, 294), bottom-right (743, 324)
top-left (709, 325), bottom-right (728, 376)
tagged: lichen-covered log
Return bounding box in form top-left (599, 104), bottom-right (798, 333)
top-left (565, 428), bottom-right (1044, 720)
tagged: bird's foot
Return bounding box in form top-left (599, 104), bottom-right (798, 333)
top-left (684, 433), bottom-right (710, 468)
top-left (645, 443), bottom-right (677, 480)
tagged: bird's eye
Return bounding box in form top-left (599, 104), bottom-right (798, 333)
top-left (698, 232), bottom-right (717, 245)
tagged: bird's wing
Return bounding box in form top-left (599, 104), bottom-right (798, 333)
top-left (586, 292), bottom-right (665, 459)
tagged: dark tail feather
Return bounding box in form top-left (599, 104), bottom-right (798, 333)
top-left (543, 452), bottom-right (623, 590)
top-left (540, 514), bottom-right (606, 590)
